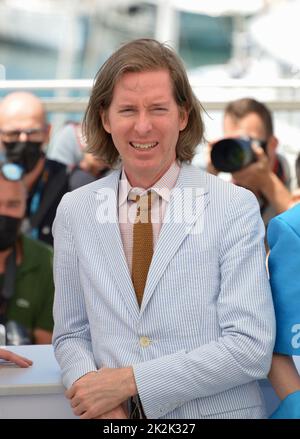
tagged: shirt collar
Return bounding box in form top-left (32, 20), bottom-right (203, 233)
top-left (118, 161), bottom-right (181, 207)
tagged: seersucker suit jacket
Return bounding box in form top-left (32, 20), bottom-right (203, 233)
top-left (52, 163), bottom-right (276, 419)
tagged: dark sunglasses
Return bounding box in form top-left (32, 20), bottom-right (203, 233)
top-left (0, 128), bottom-right (46, 143)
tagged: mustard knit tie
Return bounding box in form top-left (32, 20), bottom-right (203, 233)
top-left (131, 191), bottom-right (154, 307)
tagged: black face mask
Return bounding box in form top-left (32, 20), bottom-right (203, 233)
top-left (3, 141), bottom-right (43, 173)
top-left (0, 215), bottom-right (22, 251)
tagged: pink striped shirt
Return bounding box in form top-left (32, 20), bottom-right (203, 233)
top-left (118, 161), bottom-right (181, 274)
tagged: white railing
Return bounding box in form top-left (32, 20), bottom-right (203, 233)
top-left (1, 78), bottom-right (299, 189)
top-left (0, 79), bottom-right (93, 91)
top-left (1, 79), bottom-right (300, 112)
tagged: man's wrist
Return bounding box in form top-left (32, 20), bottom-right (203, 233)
top-left (75, 370), bottom-right (98, 382)
top-left (123, 366), bottom-right (138, 398)
top-left (260, 172), bottom-right (292, 212)
top-left (257, 171), bottom-right (274, 197)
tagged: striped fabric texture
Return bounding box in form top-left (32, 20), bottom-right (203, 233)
top-left (52, 163), bottom-right (276, 419)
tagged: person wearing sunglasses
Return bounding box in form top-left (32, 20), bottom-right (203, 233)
top-left (0, 163), bottom-right (54, 344)
top-left (0, 92), bottom-right (68, 246)
top-left (0, 92), bottom-right (50, 180)
top-left (207, 98), bottom-right (292, 225)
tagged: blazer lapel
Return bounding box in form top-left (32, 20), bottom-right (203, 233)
top-left (141, 164), bottom-right (209, 312)
top-left (88, 170), bottom-right (140, 320)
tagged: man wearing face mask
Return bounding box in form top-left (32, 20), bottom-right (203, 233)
top-left (0, 163), bottom-right (54, 345)
top-left (0, 92), bottom-right (69, 245)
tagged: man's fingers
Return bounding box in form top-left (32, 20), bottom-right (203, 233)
top-left (1, 350), bottom-right (33, 368)
top-left (80, 411), bottom-right (92, 419)
top-left (70, 397), bottom-right (81, 408)
top-left (15, 355), bottom-right (33, 368)
top-left (73, 404), bottom-right (87, 417)
top-left (251, 142), bottom-right (265, 157)
top-left (65, 386), bottom-right (76, 399)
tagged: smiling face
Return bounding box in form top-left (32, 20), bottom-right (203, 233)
top-left (101, 70), bottom-right (188, 188)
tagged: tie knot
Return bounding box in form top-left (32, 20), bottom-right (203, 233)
top-left (128, 190), bottom-right (158, 224)
top-left (128, 190), bottom-right (156, 212)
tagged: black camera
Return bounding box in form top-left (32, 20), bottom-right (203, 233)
top-left (210, 137), bottom-right (267, 173)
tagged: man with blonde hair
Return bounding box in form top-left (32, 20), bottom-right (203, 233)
top-left (53, 38), bottom-right (275, 419)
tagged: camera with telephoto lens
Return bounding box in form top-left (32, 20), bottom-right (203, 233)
top-left (210, 136), bottom-right (267, 173)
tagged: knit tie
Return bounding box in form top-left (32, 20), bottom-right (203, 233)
top-left (130, 191), bottom-right (154, 307)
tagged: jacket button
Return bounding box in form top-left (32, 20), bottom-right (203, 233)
top-left (139, 336), bottom-right (151, 347)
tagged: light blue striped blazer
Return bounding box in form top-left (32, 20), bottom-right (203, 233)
top-left (52, 163), bottom-right (276, 419)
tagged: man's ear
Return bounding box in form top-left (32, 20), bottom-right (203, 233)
top-left (100, 110), bottom-right (111, 134)
top-left (179, 107), bottom-right (189, 131)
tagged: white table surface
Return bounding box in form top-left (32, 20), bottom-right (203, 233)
top-left (0, 344), bottom-right (64, 396)
top-left (0, 345), bottom-right (299, 418)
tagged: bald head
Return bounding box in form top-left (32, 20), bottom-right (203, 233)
top-left (0, 91), bottom-right (47, 129)
top-left (0, 92), bottom-right (50, 159)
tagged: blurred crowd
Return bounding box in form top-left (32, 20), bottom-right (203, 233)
top-left (0, 91), bottom-right (110, 346)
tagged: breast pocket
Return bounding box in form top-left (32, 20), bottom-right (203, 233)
top-left (168, 243), bottom-right (220, 299)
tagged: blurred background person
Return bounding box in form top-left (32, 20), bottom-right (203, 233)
top-left (267, 202), bottom-right (300, 418)
top-left (47, 121), bottom-right (111, 190)
top-left (0, 163), bottom-right (54, 345)
top-left (0, 98), bottom-right (111, 247)
top-left (208, 98), bottom-right (292, 225)
top-left (47, 122), bottom-right (85, 167)
top-left (0, 91), bottom-right (68, 246)
top-left (0, 91), bottom-right (50, 193)
top-left (68, 151), bottom-right (111, 191)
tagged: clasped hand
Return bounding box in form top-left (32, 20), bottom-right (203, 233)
top-left (65, 366), bottom-right (137, 419)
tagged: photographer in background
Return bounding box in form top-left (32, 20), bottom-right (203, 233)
top-left (0, 163), bottom-right (54, 345)
top-left (208, 98), bottom-right (292, 224)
